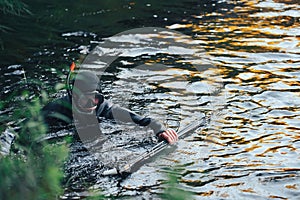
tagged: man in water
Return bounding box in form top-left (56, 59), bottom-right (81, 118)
top-left (42, 69), bottom-right (178, 144)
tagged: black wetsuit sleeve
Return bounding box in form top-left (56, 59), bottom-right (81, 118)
top-left (41, 96), bottom-right (73, 127)
top-left (96, 100), bottom-right (166, 135)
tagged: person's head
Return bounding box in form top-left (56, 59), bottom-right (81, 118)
top-left (72, 70), bottom-right (103, 114)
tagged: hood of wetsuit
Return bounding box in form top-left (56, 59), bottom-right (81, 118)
top-left (72, 70), bottom-right (103, 115)
top-left (73, 70), bottom-right (100, 95)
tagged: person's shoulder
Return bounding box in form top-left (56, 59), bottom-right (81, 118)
top-left (41, 95), bottom-right (73, 127)
top-left (42, 95), bottom-right (71, 112)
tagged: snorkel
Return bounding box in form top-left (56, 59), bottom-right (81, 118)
top-left (66, 62), bottom-right (76, 99)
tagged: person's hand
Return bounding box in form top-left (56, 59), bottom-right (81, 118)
top-left (158, 129), bottom-right (178, 144)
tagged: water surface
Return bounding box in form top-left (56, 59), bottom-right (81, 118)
top-left (1, 0), bottom-right (300, 199)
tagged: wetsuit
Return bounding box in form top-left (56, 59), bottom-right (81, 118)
top-left (42, 94), bottom-right (166, 136)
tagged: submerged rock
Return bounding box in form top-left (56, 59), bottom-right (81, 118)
top-left (0, 128), bottom-right (15, 156)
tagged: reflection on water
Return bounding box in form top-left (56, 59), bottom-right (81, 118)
top-left (1, 0), bottom-right (300, 199)
top-left (109, 1), bottom-right (300, 199)
top-left (162, 0), bottom-right (300, 199)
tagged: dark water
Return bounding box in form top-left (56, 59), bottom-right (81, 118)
top-left (1, 0), bottom-right (300, 199)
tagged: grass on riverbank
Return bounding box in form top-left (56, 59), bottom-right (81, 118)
top-left (0, 92), bottom-right (69, 200)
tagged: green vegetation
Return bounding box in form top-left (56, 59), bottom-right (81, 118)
top-left (160, 167), bottom-right (194, 200)
top-left (0, 92), bottom-right (68, 200)
top-left (0, 0), bottom-right (31, 49)
top-left (0, 0), bottom-right (30, 15)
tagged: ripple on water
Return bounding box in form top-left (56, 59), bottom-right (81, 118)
top-left (57, 0), bottom-right (300, 199)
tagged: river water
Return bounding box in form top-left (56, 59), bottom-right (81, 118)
top-left (1, 0), bottom-right (300, 199)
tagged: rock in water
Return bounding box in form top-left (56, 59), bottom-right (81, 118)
top-left (0, 128), bottom-right (15, 156)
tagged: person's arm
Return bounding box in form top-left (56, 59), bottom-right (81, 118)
top-left (96, 100), bottom-right (178, 143)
